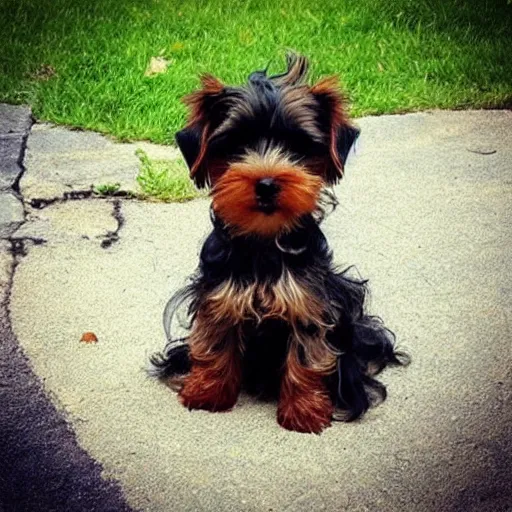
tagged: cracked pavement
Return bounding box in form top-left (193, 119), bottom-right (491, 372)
top-left (0, 105), bottom-right (511, 511)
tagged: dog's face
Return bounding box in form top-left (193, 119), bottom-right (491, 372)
top-left (176, 55), bottom-right (359, 237)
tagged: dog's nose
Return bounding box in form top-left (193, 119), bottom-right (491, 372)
top-left (255, 178), bottom-right (280, 201)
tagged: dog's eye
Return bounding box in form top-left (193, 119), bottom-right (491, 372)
top-left (209, 120), bottom-right (326, 164)
top-left (278, 131), bottom-right (326, 160)
top-left (208, 129), bottom-right (255, 160)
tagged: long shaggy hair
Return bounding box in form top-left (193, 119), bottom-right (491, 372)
top-left (150, 54), bottom-right (408, 433)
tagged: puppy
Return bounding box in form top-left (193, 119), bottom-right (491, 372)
top-left (150, 54), bottom-right (407, 433)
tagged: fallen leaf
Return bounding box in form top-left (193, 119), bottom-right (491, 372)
top-left (144, 56), bottom-right (172, 77)
top-left (80, 331), bottom-right (98, 344)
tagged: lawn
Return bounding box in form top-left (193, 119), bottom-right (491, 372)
top-left (0, 0), bottom-right (511, 144)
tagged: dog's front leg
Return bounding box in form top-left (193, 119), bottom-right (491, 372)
top-left (277, 348), bottom-right (334, 434)
top-left (179, 314), bottom-right (241, 412)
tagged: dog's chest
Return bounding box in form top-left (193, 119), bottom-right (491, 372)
top-left (206, 271), bottom-right (323, 325)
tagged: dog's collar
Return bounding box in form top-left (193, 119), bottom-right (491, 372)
top-left (275, 230), bottom-right (308, 255)
top-left (276, 215), bottom-right (317, 254)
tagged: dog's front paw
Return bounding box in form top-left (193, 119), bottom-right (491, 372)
top-left (179, 371), bottom-right (239, 412)
top-left (277, 392), bottom-right (333, 434)
top-left (179, 388), bottom-right (237, 412)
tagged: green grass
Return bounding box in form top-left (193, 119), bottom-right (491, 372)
top-left (0, 0), bottom-right (511, 143)
top-left (135, 149), bottom-right (201, 201)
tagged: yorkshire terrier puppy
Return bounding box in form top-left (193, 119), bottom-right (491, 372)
top-left (150, 54), bottom-right (407, 434)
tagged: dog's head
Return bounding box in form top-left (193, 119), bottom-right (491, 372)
top-left (176, 54), bottom-right (359, 237)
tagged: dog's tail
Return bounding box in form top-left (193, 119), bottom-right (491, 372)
top-left (148, 339), bottom-right (191, 380)
top-left (326, 269), bottom-right (410, 421)
top-left (147, 284), bottom-right (195, 380)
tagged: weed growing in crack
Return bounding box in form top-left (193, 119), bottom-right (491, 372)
top-left (94, 183), bottom-right (121, 196)
top-left (136, 149), bottom-right (201, 202)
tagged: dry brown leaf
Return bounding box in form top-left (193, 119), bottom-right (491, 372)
top-left (80, 331), bottom-right (98, 344)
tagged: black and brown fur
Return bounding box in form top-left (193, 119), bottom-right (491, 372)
top-left (150, 54), bottom-right (408, 434)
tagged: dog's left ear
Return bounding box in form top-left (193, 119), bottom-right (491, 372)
top-left (310, 77), bottom-right (360, 184)
top-left (176, 74), bottom-right (226, 188)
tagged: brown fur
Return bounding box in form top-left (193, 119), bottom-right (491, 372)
top-left (205, 271), bottom-right (325, 324)
top-left (310, 76), bottom-right (350, 181)
top-left (179, 315), bottom-right (242, 412)
top-left (181, 74), bottom-right (225, 183)
top-left (212, 149), bottom-right (323, 237)
top-left (183, 74), bottom-right (224, 124)
top-left (203, 271), bottom-right (338, 374)
top-left (277, 349), bottom-right (334, 434)
top-left (179, 275), bottom-right (337, 423)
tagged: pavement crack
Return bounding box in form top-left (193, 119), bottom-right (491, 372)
top-left (11, 115), bottom-right (34, 195)
top-left (101, 199), bottom-right (124, 249)
top-left (0, 108), bottom-right (33, 239)
top-left (29, 189), bottom-right (136, 210)
top-left (8, 236), bottom-right (46, 258)
top-left (30, 189), bottom-right (94, 209)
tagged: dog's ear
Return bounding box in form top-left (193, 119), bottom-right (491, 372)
top-left (176, 74), bottom-right (225, 188)
top-left (310, 77), bottom-right (360, 184)
top-left (175, 124), bottom-right (202, 172)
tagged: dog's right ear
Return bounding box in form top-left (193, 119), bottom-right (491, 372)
top-left (175, 124), bottom-right (202, 172)
top-left (176, 74), bottom-right (225, 188)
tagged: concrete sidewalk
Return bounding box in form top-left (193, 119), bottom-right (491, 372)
top-left (1, 108), bottom-right (511, 511)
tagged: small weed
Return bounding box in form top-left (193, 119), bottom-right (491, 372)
top-left (94, 182), bottom-right (121, 196)
top-left (136, 149), bottom-right (200, 202)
